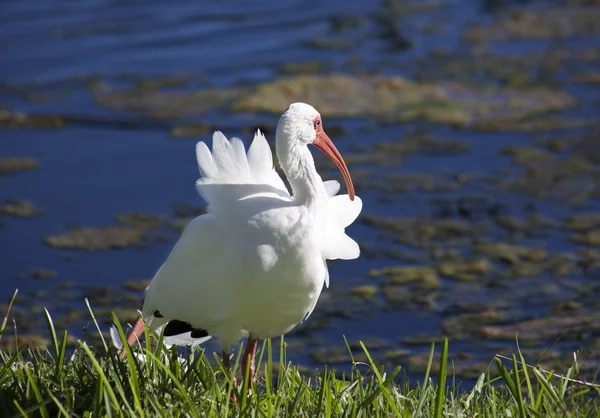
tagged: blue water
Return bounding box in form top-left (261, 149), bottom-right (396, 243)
top-left (1, 0), bottom-right (600, 382)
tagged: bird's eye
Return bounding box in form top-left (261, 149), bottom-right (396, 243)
top-left (314, 120), bottom-right (321, 128)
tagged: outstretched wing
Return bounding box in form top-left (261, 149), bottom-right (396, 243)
top-left (321, 194), bottom-right (362, 288)
top-left (195, 130), bottom-right (290, 215)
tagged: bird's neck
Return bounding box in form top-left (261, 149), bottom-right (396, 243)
top-left (277, 137), bottom-right (327, 208)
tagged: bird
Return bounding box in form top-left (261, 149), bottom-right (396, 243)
top-left (122, 102), bottom-right (362, 386)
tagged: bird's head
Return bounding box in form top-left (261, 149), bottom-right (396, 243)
top-left (277, 102), bottom-right (355, 200)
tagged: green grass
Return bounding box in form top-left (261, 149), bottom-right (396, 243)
top-left (1, 292), bottom-right (599, 417)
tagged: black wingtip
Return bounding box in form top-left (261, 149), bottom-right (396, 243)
top-left (191, 328), bottom-right (210, 338)
top-left (163, 319), bottom-right (209, 339)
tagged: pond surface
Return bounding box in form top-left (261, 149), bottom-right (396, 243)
top-left (1, 0), bottom-right (600, 384)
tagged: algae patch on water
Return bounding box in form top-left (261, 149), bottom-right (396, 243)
top-left (0, 200), bottom-right (44, 218)
top-left (116, 212), bottom-right (163, 229)
top-left (42, 209), bottom-right (200, 251)
top-left (96, 88), bottom-right (241, 119)
top-left (465, 7), bottom-right (600, 44)
top-left (0, 110), bottom-right (65, 129)
top-left (564, 212), bottom-right (600, 231)
top-left (232, 74), bottom-right (574, 127)
top-left (122, 279), bottom-right (151, 292)
top-left (494, 142), bottom-right (600, 205)
top-left (44, 227), bottom-right (145, 251)
top-left (0, 158), bottom-right (39, 175)
top-left (19, 268), bottom-right (57, 280)
top-left (170, 123), bottom-right (212, 139)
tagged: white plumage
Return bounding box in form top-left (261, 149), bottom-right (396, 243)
top-left (124, 102), bottom-right (362, 383)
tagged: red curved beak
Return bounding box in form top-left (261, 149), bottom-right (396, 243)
top-left (313, 129), bottom-right (355, 201)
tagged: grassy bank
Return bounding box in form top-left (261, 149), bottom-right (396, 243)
top-left (1, 297), bottom-right (598, 417)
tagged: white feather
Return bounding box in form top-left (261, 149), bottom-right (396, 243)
top-left (323, 180), bottom-right (340, 197)
top-left (230, 137), bottom-right (249, 175)
top-left (320, 195), bottom-right (362, 260)
top-left (328, 195), bottom-right (363, 229)
top-left (196, 142), bottom-right (217, 178)
top-left (164, 333), bottom-right (211, 347)
top-left (110, 326), bottom-right (123, 350)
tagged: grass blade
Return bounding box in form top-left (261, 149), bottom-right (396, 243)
top-left (316, 367), bottom-right (328, 416)
top-left (79, 342), bottom-right (126, 417)
top-left (143, 350), bottom-right (200, 417)
top-left (111, 313), bottom-right (143, 416)
top-left (516, 339), bottom-right (534, 404)
top-left (512, 354), bottom-right (526, 418)
top-left (23, 365), bottom-right (49, 418)
top-left (532, 367), bottom-right (567, 412)
top-left (85, 298), bottom-right (108, 352)
top-left (495, 357), bottom-right (518, 399)
top-left (43, 308), bottom-right (63, 380)
top-left (359, 342), bottom-right (401, 415)
top-left (415, 342), bottom-right (436, 418)
top-left (43, 309), bottom-right (59, 361)
top-left (433, 338), bottom-right (448, 418)
top-left (1, 289), bottom-right (18, 337)
top-left (47, 390), bottom-right (71, 417)
top-left (266, 338), bottom-right (273, 397)
top-left (57, 331), bottom-right (68, 378)
top-left (278, 335), bottom-right (286, 389)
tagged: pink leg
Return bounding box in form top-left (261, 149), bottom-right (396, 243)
top-left (241, 337), bottom-right (258, 385)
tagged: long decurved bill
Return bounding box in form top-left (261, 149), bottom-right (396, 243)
top-left (313, 130), bottom-right (355, 200)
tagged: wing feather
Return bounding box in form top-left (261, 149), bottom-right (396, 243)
top-left (323, 180), bottom-right (340, 197)
top-left (247, 130), bottom-right (288, 194)
top-left (322, 195), bottom-right (362, 261)
top-left (195, 130), bottom-right (290, 214)
top-left (231, 137), bottom-right (250, 175)
top-left (247, 129), bottom-right (272, 176)
top-left (211, 131), bottom-right (238, 181)
top-left (196, 142), bottom-right (217, 178)
top-left (142, 216), bottom-right (235, 331)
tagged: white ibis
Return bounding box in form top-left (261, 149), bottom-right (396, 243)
top-left (123, 102), bottom-right (362, 386)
